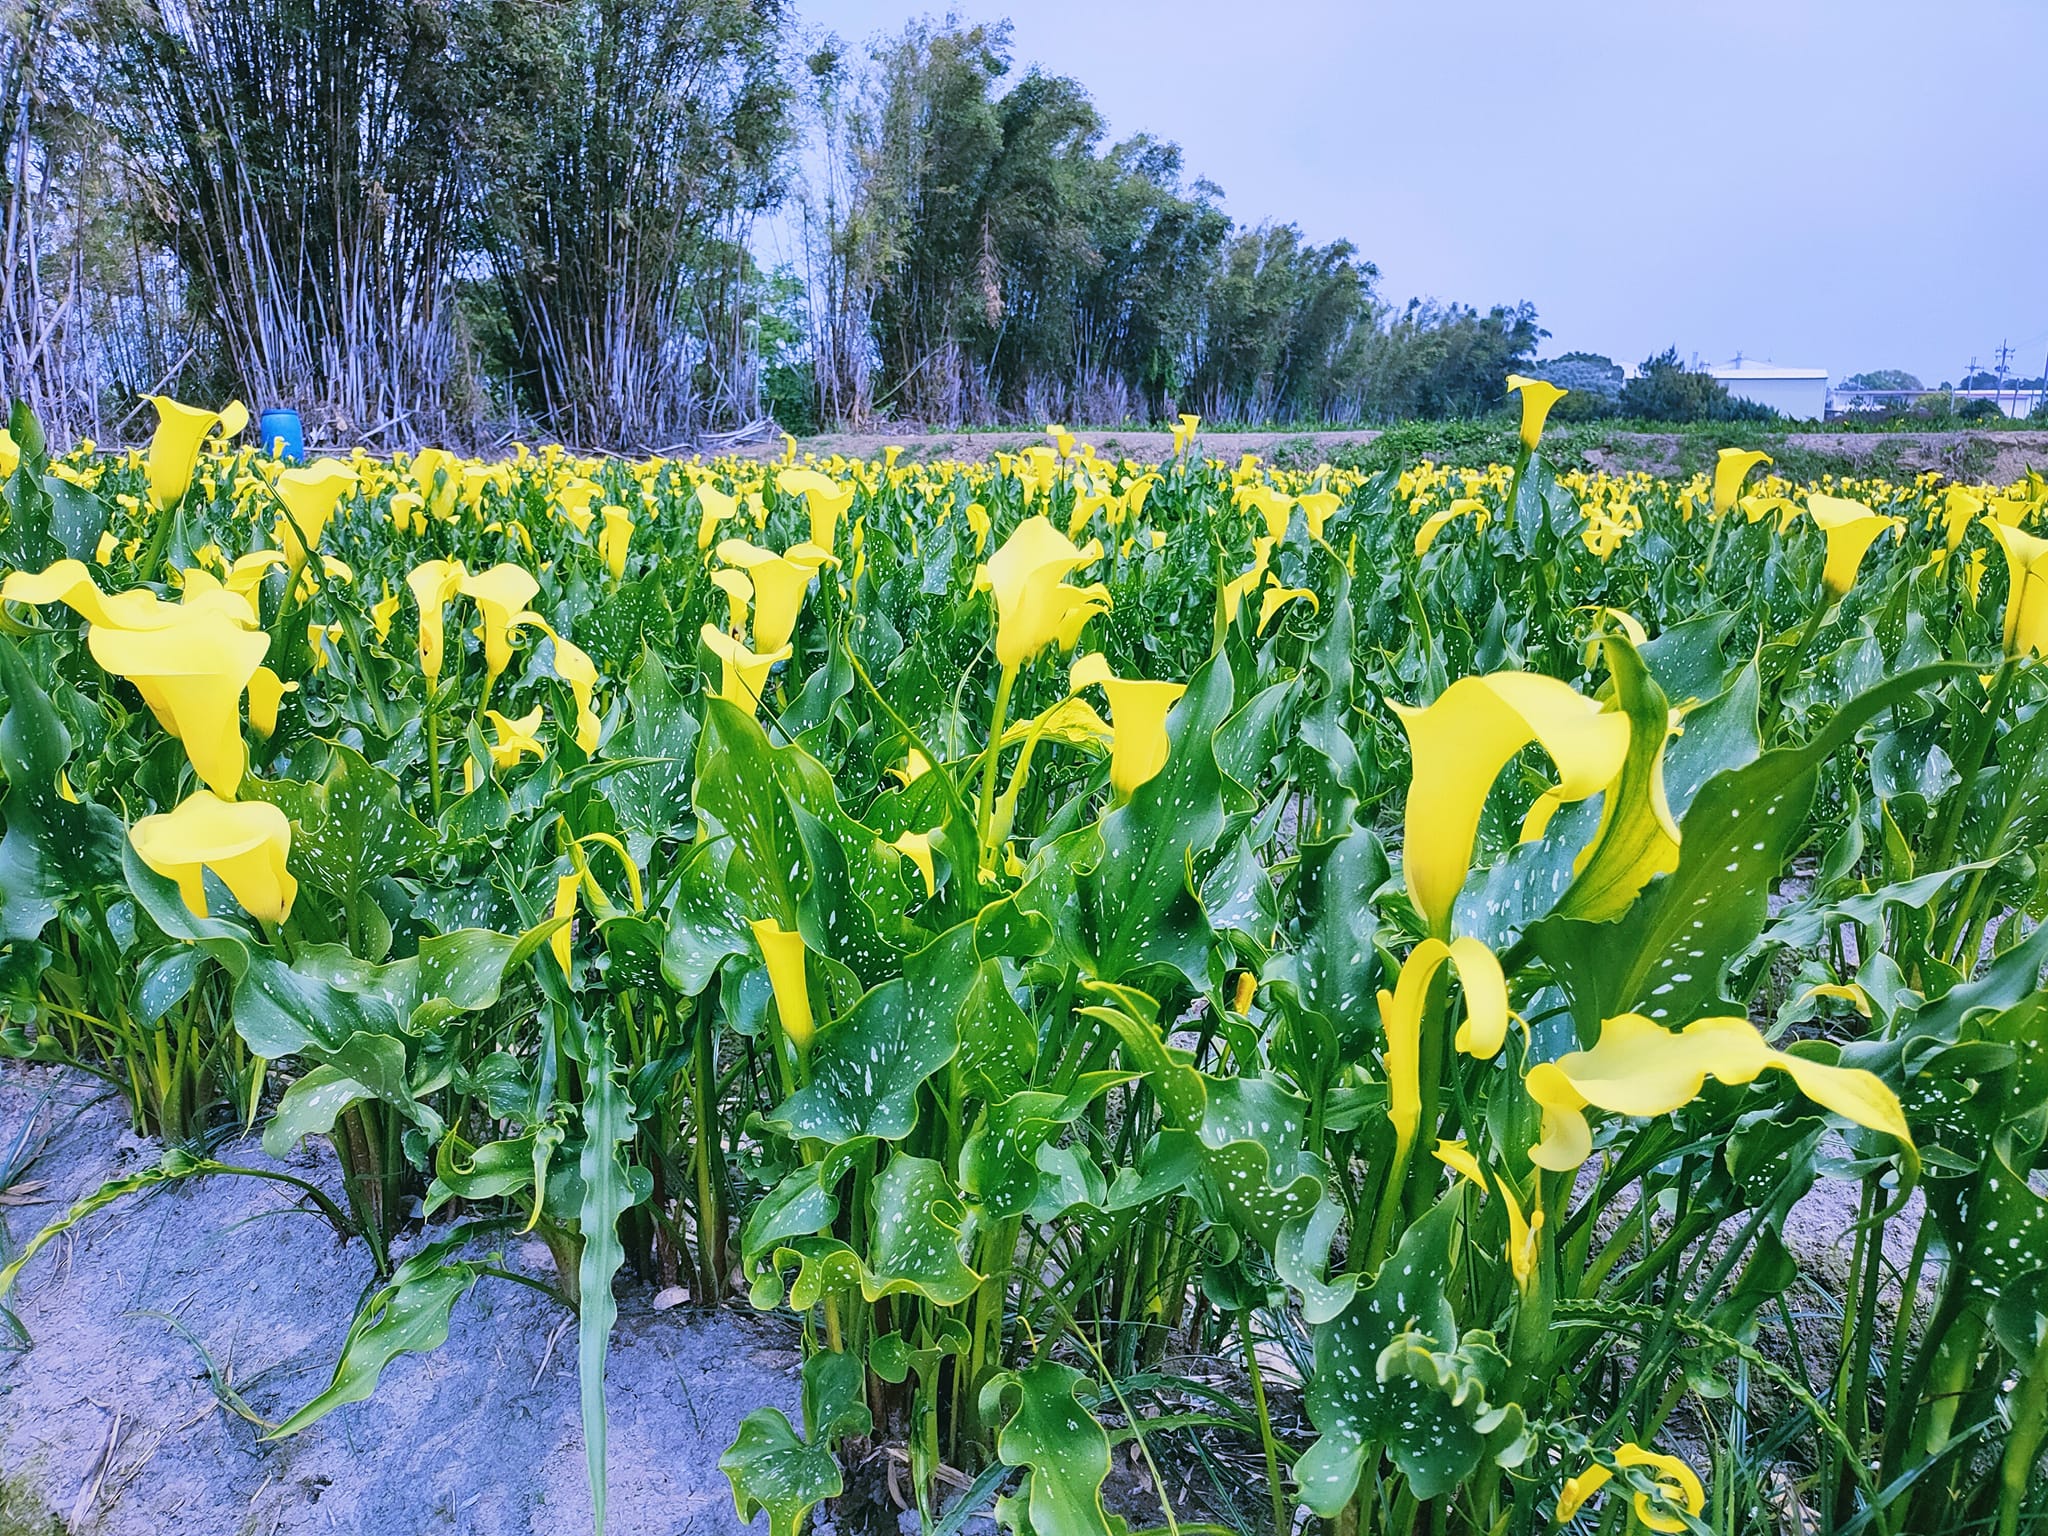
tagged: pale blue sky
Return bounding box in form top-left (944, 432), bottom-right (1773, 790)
top-left (788, 0), bottom-right (2048, 385)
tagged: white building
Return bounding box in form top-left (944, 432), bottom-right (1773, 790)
top-left (1708, 357), bottom-right (1830, 420)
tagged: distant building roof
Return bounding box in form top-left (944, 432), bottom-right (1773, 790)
top-left (1708, 357), bottom-right (1827, 380)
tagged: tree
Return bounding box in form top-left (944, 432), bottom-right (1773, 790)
top-left (1843, 369), bottom-right (1922, 391)
top-left (1619, 348), bottom-right (1775, 423)
top-left (90, 0), bottom-right (539, 440)
top-left (476, 0), bottom-right (793, 447)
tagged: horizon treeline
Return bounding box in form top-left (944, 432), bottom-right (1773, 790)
top-left (0, 0), bottom-right (1544, 448)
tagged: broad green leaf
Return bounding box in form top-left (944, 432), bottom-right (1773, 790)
top-left (862, 1154), bottom-right (981, 1305)
top-left (981, 1360), bottom-right (1120, 1536)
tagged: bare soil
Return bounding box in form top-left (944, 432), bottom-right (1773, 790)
top-left (0, 1067), bottom-right (800, 1536)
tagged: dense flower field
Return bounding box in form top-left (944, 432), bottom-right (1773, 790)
top-left (2, 382), bottom-right (2047, 1535)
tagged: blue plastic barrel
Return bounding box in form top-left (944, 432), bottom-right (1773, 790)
top-left (258, 408), bottom-right (304, 465)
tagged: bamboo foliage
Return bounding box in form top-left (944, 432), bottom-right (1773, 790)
top-left (95, 0), bottom-right (484, 443)
top-left (476, 0), bottom-right (789, 450)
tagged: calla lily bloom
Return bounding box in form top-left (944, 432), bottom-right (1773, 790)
top-left (1239, 484), bottom-right (1295, 543)
top-left (1219, 538), bottom-right (1274, 626)
top-left (1711, 449), bottom-right (1771, 516)
top-left (887, 830), bottom-right (938, 897)
top-left (460, 563), bottom-right (541, 696)
top-left (749, 918), bottom-right (815, 1052)
top-left (406, 559), bottom-right (467, 684)
top-left (598, 505), bottom-right (634, 580)
top-left (88, 609), bottom-right (269, 797)
top-left (776, 468), bottom-right (856, 552)
top-left (1806, 495), bottom-right (1900, 597)
top-left (130, 790), bottom-right (296, 922)
top-left (145, 396), bottom-right (247, 509)
top-left (1524, 1012), bottom-right (1913, 1172)
top-left (1506, 374), bottom-right (1566, 450)
top-left (710, 569), bottom-right (754, 633)
top-left (1987, 521), bottom-right (2048, 657)
top-left (1433, 1139), bottom-right (1542, 1291)
top-left (1392, 673), bottom-right (1629, 935)
top-left (2, 559), bottom-right (183, 630)
top-left (1070, 652), bottom-right (1186, 798)
top-left (1940, 486), bottom-right (1984, 552)
top-left (1256, 583), bottom-right (1318, 635)
top-left (1414, 497), bottom-right (1488, 558)
top-left (1296, 489), bottom-right (1340, 541)
top-left (701, 624), bottom-right (790, 713)
top-left (409, 448), bottom-right (460, 520)
top-left (550, 870), bottom-right (582, 976)
top-left (1171, 414), bottom-right (1200, 456)
top-left (1380, 937), bottom-right (1508, 1167)
top-left (975, 516), bottom-right (1110, 668)
top-left (370, 587), bottom-right (402, 643)
top-left (272, 459), bottom-right (358, 574)
top-left (513, 618), bottom-right (603, 753)
top-left (716, 539), bottom-right (835, 652)
top-left (483, 707), bottom-right (546, 770)
top-left (247, 665), bottom-right (288, 737)
top-left (1556, 1444), bottom-right (1705, 1534)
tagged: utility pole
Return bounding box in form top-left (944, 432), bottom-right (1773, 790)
top-left (1994, 340), bottom-right (2015, 416)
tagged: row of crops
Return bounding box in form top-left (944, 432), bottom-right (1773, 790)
top-left (1, 383), bottom-right (2046, 1534)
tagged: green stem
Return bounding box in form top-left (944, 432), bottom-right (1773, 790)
top-left (1240, 1310), bottom-right (1288, 1536)
top-left (976, 662), bottom-right (1018, 861)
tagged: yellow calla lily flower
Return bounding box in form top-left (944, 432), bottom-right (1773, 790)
top-left (1414, 497), bottom-right (1489, 558)
top-left (408, 448), bottom-right (460, 519)
top-left (1392, 673), bottom-right (1629, 935)
top-left (1256, 582), bottom-right (1318, 635)
top-left (1070, 651), bottom-right (1186, 798)
top-left (1296, 489), bottom-right (1341, 541)
top-left (370, 587), bottom-right (403, 643)
top-left (271, 459), bottom-right (358, 573)
top-left (598, 504), bottom-right (634, 581)
top-left (1987, 521), bottom-right (2048, 657)
top-left (144, 396), bottom-right (245, 509)
top-left (1432, 1139), bottom-right (1542, 1291)
top-left (715, 539), bottom-right (835, 652)
top-left (710, 568), bottom-right (754, 633)
top-left (1556, 1443), bottom-right (1705, 1534)
top-left (1380, 937), bottom-right (1508, 1167)
top-left (1524, 1012), bottom-right (1913, 1172)
top-left (483, 706), bottom-right (546, 770)
top-left (88, 609), bottom-right (269, 797)
top-left (130, 789), bottom-right (296, 922)
top-left (887, 830), bottom-right (938, 897)
top-left (700, 624), bottom-right (790, 713)
top-left (1806, 494), bottom-right (1900, 597)
top-left (550, 870), bottom-right (581, 977)
top-left (460, 563), bottom-right (540, 696)
top-left (1711, 448), bottom-right (1771, 517)
top-left (776, 467), bottom-right (856, 552)
top-left (1219, 537), bottom-right (1274, 627)
top-left (1506, 374), bottom-right (1566, 450)
top-left (2, 559), bottom-right (179, 630)
top-left (974, 516), bottom-right (1110, 668)
top-left (1171, 413), bottom-right (1200, 456)
top-left (749, 917), bottom-right (814, 1052)
top-left (406, 559), bottom-right (467, 684)
top-left (513, 618), bottom-right (603, 753)
top-left (247, 665), bottom-right (288, 737)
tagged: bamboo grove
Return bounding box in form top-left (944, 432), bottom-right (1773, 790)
top-left (2, 382), bottom-right (2047, 1534)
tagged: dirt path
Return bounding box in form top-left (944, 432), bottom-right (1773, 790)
top-left (0, 1069), bottom-right (797, 1536)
